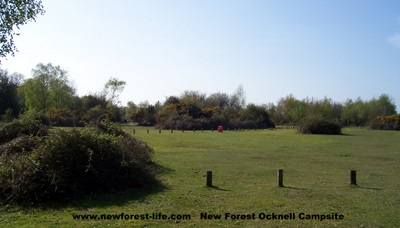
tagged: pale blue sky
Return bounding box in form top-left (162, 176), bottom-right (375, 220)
top-left (3, 0), bottom-right (400, 110)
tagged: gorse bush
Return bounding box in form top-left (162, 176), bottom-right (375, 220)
top-left (298, 118), bottom-right (342, 135)
top-left (369, 115), bottom-right (400, 130)
top-left (0, 120), bottom-right (157, 204)
top-left (0, 118), bottom-right (48, 144)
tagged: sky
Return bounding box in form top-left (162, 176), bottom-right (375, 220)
top-left (2, 0), bottom-right (400, 110)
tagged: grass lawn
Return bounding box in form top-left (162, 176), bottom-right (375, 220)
top-left (1, 127), bottom-right (399, 227)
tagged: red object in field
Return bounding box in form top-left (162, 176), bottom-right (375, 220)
top-left (217, 126), bottom-right (223, 132)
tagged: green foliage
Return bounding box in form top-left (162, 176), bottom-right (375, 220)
top-left (18, 63), bottom-right (75, 112)
top-left (240, 104), bottom-right (275, 129)
top-left (46, 108), bottom-right (83, 127)
top-left (0, 69), bottom-right (23, 119)
top-left (0, 0), bottom-right (45, 61)
top-left (104, 77), bottom-right (126, 106)
top-left (370, 114), bottom-right (400, 130)
top-left (0, 135), bottom-right (42, 156)
top-left (0, 121), bottom-right (157, 204)
top-left (0, 117), bottom-right (48, 144)
top-left (298, 118), bottom-right (342, 135)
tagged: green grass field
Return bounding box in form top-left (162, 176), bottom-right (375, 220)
top-left (1, 127), bottom-right (399, 227)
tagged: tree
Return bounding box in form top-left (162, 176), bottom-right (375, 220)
top-left (230, 84), bottom-right (246, 111)
top-left (104, 77), bottom-right (126, 106)
top-left (0, 0), bottom-right (45, 62)
top-left (205, 92), bottom-right (230, 108)
top-left (19, 63), bottom-right (75, 112)
top-left (0, 68), bottom-right (24, 119)
top-left (180, 90), bottom-right (206, 108)
top-left (240, 104), bottom-right (275, 128)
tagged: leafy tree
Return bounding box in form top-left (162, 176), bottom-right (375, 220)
top-left (180, 90), bottom-right (206, 108)
top-left (0, 68), bottom-right (23, 119)
top-left (205, 92), bottom-right (230, 108)
top-left (230, 84), bottom-right (246, 111)
top-left (164, 96), bottom-right (180, 106)
top-left (104, 77), bottom-right (126, 106)
top-left (240, 104), bottom-right (275, 128)
top-left (19, 63), bottom-right (75, 112)
top-left (273, 94), bottom-right (303, 124)
top-left (368, 94), bottom-right (396, 118)
top-left (130, 101), bottom-right (157, 126)
top-left (0, 0), bottom-right (45, 62)
top-left (124, 101), bottom-right (137, 120)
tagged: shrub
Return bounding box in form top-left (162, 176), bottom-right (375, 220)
top-left (0, 118), bottom-right (48, 144)
top-left (0, 123), bottom-right (157, 204)
top-left (298, 118), bottom-right (342, 135)
top-left (0, 135), bottom-right (42, 156)
top-left (369, 115), bottom-right (400, 130)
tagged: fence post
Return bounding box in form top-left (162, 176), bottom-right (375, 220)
top-left (147, 129), bottom-right (149, 134)
top-left (350, 170), bottom-right (357, 185)
top-left (171, 129), bottom-right (173, 133)
top-left (206, 171), bottom-right (213, 187)
top-left (277, 169), bottom-right (284, 187)
top-left (132, 129), bottom-right (135, 134)
top-left (159, 129), bottom-right (161, 134)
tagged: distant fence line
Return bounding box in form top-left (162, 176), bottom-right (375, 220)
top-left (129, 127), bottom-right (295, 134)
top-left (205, 169), bottom-right (359, 188)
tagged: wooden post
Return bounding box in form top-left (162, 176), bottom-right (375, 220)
top-left (277, 169), bottom-right (283, 187)
top-left (171, 129), bottom-right (173, 133)
top-left (206, 171), bottom-right (212, 187)
top-left (350, 170), bottom-right (357, 185)
top-left (159, 129), bottom-right (161, 134)
top-left (182, 129), bottom-right (184, 133)
top-left (147, 129), bottom-right (149, 134)
top-left (132, 129), bottom-right (135, 134)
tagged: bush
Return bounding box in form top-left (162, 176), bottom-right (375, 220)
top-left (0, 122), bottom-right (157, 204)
top-left (298, 118), bottom-right (342, 135)
top-left (0, 118), bottom-right (48, 144)
top-left (369, 115), bottom-right (400, 130)
top-left (0, 135), bottom-right (42, 156)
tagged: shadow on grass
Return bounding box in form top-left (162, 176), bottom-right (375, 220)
top-left (66, 164), bottom-right (175, 210)
top-left (282, 186), bottom-right (307, 190)
top-left (3, 164), bottom-right (174, 211)
top-left (350, 184), bottom-right (383, 191)
top-left (207, 185), bottom-right (231, 191)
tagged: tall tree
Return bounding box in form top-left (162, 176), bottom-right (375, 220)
top-left (230, 84), bottom-right (246, 111)
top-left (0, 0), bottom-right (45, 62)
top-left (0, 68), bottom-right (24, 118)
top-left (104, 77), bottom-right (126, 106)
top-left (19, 63), bottom-right (74, 112)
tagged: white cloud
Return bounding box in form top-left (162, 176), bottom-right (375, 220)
top-left (388, 33), bottom-right (400, 48)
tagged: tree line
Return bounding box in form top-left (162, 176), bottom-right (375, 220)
top-left (0, 63), bottom-right (398, 130)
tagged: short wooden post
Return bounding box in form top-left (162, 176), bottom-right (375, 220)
top-left (350, 170), bottom-right (357, 185)
top-left (171, 129), bottom-right (173, 133)
top-left (182, 129), bottom-right (184, 133)
top-left (159, 129), bottom-right (161, 134)
top-left (147, 129), bottom-right (149, 134)
top-left (206, 171), bottom-right (212, 187)
top-left (132, 129), bottom-right (135, 134)
top-left (277, 169), bottom-right (284, 187)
